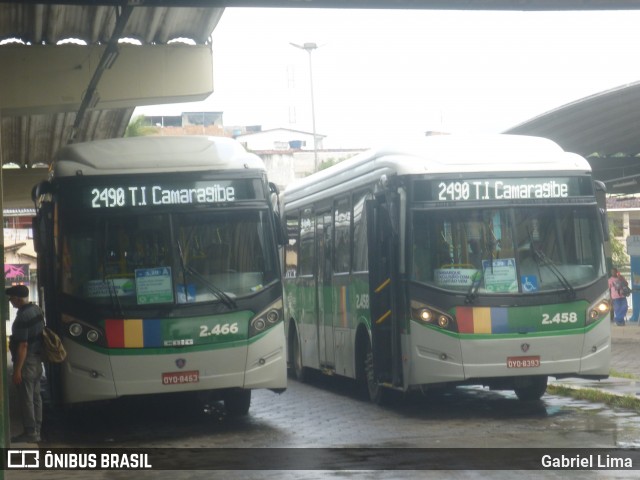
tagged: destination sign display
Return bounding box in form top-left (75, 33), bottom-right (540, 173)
top-left (413, 177), bottom-right (592, 203)
top-left (79, 179), bottom-right (263, 209)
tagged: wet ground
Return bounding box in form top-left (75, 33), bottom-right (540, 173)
top-left (6, 322), bottom-right (640, 479)
top-left (6, 374), bottom-right (639, 479)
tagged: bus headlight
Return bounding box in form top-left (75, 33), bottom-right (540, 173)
top-left (587, 296), bottom-right (610, 326)
top-left (61, 313), bottom-right (106, 347)
top-left (266, 310), bottom-right (279, 324)
top-left (411, 301), bottom-right (457, 332)
top-left (249, 299), bottom-right (283, 338)
top-left (86, 330), bottom-right (100, 343)
top-left (69, 323), bottom-right (83, 337)
top-left (252, 318), bottom-right (267, 332)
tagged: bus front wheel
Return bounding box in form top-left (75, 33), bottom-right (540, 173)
top-left (363, 340), bottom-right (391, 405)
top-left (292, 328), bottom-right (308, 382)
top-left (513, 375), bottom-right (548, 402)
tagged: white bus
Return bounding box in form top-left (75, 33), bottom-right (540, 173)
top-left (33, 135), bottom-right (287, 414)
top-left (282, 134), bottom-right (611, 403)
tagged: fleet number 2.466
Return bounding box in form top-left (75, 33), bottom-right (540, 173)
top-left (200, 323), bottom-right (239, 337)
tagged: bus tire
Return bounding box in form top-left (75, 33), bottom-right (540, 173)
top-left (513, 375), bottom-right (548, 402)
top-left (224, 389), bottom-right (251, 416)
top-left (364, 339), bottom-right (391, 405)
top-left (292, 327), bottom-right (308, 382)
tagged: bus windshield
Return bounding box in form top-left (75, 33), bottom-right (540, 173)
top-left (411, 206), bottom-right (606, 294)
top-left (61, 209), bottom-right (278, 307)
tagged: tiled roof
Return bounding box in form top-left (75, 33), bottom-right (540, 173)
top-left (607, 197), bottom-right (640, 210)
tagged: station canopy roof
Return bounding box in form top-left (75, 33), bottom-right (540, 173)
top-left (504, 81), bottom-right (640, 196)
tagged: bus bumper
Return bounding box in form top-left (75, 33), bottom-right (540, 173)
top-left (407, 319), bottom-right (611, 386)
top-left (244, 323), bottom-right (287, 389)
top-left (60, 324), bottom-right (287, 404)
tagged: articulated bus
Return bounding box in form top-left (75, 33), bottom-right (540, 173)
top-left (282, 134), bottom-right (611, 403)
top-left (32, 136), bottom-right (287, 414)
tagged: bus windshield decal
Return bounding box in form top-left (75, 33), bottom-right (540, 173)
top-left (415, 177), bottom-right (593, 202)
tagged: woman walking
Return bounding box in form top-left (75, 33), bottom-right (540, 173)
top-left (609, 268), bottom-right (629, 326)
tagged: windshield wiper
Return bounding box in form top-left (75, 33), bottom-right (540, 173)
top-left (466, 222), bottom-right (497, 304)
top-left (185, 265), bottom-right (237, 309)
top-left (531, 248), bottom-right (576, 299)
top-left (465, 268), bottom-right (484, 304)
top-left (176, 240), bottom-right (236, 309)
top-left (106, 277), bottom-right (124, 317)
top-left (101, 264), bottom-right (123, 316)
top-left (526, 227), bottom-right (575, 298)
top-left (103, 224), bottom-right (123, 316)
top-left (176, 241), bottom-right (191, 303)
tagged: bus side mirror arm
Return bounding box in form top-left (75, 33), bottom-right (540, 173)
top-left (600, 208), bottom-right (610, 239)
top-left (268, 183), bottom-right (287, 245)
top-left (274, 211), bottom-right (288, 246)
top-left (269, 182), bottom-right (281, 214)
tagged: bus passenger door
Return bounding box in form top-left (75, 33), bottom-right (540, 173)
top-left (316, 210), bottom-right (335, 367)
top-left (367, 197), bottom-right (401, 387)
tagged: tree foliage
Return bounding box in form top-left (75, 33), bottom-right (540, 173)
top-left (609, 219), bottom-right (629, 270)
top-left (317, 157), bottom-right (340, 171)
top-left (125, 115), bottom-right (159, 137)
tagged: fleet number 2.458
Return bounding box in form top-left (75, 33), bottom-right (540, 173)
top-left (541, 312), bottom-right (578, 324)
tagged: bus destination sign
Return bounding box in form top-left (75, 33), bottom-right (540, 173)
top-left (83, 179), bottom-right (260, 209)
top-left (431, 177), bottom-right (589, 202)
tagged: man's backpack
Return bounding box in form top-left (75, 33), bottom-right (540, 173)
top-left (41, 327), bottom-right (67, 363)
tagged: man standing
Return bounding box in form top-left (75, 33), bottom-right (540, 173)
top-left (6, 285), bottom-right (44, 443)
top-left (608, 268), bottom-right (629, 327)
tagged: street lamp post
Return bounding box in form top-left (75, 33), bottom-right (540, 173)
top-left (290, 42), bottom-right (319, 172)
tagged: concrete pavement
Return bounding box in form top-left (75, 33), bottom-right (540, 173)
top-left (549, 321), bottom-right (640, 397)
top-left (610, 321), bottom-right (640, 377)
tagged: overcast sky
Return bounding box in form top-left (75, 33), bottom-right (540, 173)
top-left (134, 8), bottom-right (640, 149)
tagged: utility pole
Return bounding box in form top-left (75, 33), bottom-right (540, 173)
top-left (290, 42), bottom-right (319, 172)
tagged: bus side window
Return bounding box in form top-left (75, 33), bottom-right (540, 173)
top-left (285, 214), bottom-right (299, 278)
top-left (334, 197), bottom-right (351, 274)
top-left (299, 209), bottom-right (314, 276)
top-left (352, 192), bottom-right (369, 272)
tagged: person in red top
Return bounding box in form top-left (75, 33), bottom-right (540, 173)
top-left (608, 268), bottom-right (629, 326)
